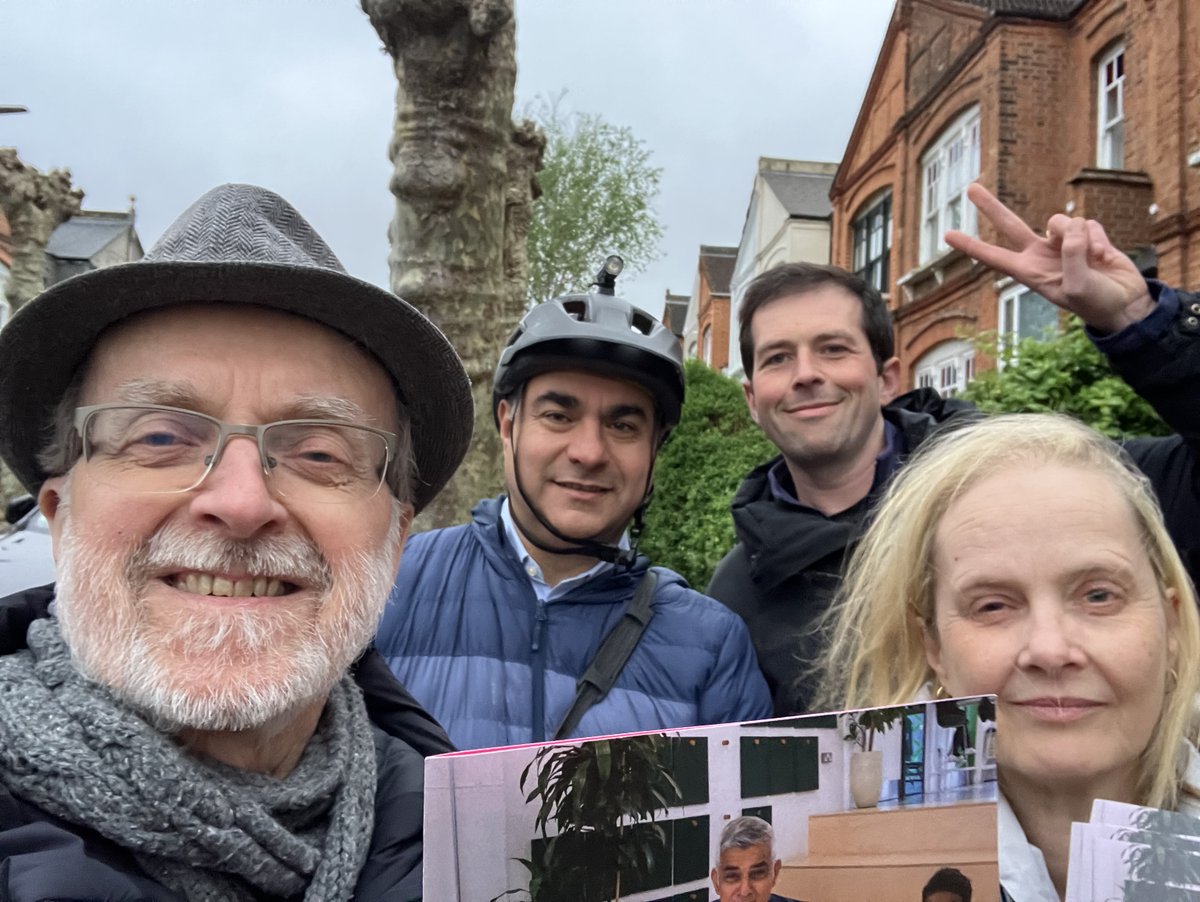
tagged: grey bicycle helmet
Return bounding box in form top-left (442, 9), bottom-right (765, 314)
top-left (492, 290), bottom-right (685, 430)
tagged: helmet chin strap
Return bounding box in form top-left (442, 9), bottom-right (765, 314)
top-left (507, 415), bottom-right (655, 571)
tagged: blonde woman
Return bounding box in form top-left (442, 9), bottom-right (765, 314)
top-left (814, 413), bottom-right (1200, 900)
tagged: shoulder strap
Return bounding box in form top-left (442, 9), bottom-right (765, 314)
top-left (552, 570), bottom-right (658, 741)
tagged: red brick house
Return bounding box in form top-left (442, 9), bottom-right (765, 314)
top-left (830, 0), bottom-right (1200, 392)
top-left (686, 245), bottom-right (737, 369)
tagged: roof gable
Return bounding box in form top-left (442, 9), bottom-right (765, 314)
top-left (46, 211), bottom-right (134, 261)
top-left (699, 245), bottom-right (737, 296)
top-left (833, 3), bottom-right (904, 199)
top-left (760, 170), bottom-right (834, 220)
top-left (834, 0), bottom-right (1086, 200)
top-left (663, 292), bottom-right (689, 336)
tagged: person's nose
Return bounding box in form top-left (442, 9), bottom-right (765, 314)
top-left (187, 434), bottom-right (288, 538)
top-left (1016, 600), bottom-right (1086, 673)
top-left (789, 348), bottom-right (824, 388)
top-left (565, 418), bottom-right (608, 469)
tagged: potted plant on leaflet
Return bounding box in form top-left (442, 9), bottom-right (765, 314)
top-left (495, 734), bottom-right (682, 901)
top-left (844, 706), bottom-right (904, 808)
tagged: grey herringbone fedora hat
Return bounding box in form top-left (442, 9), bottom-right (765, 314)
top-left (0, 183), bottom-right (472, 512)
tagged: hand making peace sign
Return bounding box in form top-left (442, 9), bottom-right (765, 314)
top-left (945, 182), bottom-right (1154, 334)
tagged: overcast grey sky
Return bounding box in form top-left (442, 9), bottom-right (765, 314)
top-left (2, 0), bottom-right (894, 309)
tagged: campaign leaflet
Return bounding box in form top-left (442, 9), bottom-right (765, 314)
top-left (1065, 800), bottom-right (1200, 901)
top-left (422, 697), bottom-right (998, 902)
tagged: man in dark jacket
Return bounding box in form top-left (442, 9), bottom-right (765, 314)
top-left (377, 265), bottom-right (772, 750)
top-left (0, 183), bottom-right (470, 900)
top-left (709, 183), bottom-right (1200, 715)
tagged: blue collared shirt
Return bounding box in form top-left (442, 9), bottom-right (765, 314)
top-left (499, 496), bottom-right (630, 602)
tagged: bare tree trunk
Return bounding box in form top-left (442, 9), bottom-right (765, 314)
top-left (0, 148), bottom-right (83, 314)
top-left (0, 149), bottom-right (83, 509)
top-left (504, 119), bottom-right (545, 309)
top-left (361, 0), bottom-right (543, 530)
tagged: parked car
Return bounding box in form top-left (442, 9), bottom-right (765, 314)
top-left (0, 495), bottom-right (56, 597)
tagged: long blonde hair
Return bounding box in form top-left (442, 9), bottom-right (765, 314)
top-left (813, 413), bottom-right (1200, 808)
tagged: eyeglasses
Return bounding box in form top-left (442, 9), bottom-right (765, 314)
top-left (73, 404), bottom-right (399, 504)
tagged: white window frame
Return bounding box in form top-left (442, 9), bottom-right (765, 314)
top-left (920, 106), bottom-right (981, 262)
top-left (914, 339), bottom-right (975, 398)
top-left (998, 283), bottom-right (1059, 365)
top-left (1097, 44), bottom-right (1126, 169)
top-left (702, 325), bottom-right (712, 364)
top-left (852, 191), bottom-right (893, 293)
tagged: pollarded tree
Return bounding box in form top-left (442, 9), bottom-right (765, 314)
top-left (360, 5), bottom-right (663, 528)
top-left (0, 149), bottom-right (84, 505)
top-left (360, 0), bottom-right (545, 529)
top-left (526, 100), bottom-right (663, 308)
top-left (0, 148), bottom-right (83, 314)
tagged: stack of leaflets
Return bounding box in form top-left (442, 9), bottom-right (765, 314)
top-left (422, 697), bottom-right (999, 902)
top-left (1066, 800), bottom-right (1200, 901)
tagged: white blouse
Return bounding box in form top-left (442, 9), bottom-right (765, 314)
top-left (999, 743), bottom-right (1200, 901)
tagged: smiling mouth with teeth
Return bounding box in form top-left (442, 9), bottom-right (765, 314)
top-left (172, 573), bottom-right (292, 598)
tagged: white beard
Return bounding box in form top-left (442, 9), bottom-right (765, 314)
top-left (53, 498), bottom-right (401, 733)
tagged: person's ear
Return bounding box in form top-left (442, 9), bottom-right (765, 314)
top-left (497, 398), bottom-right (516, 449)
top-left (38, 477), bottom-right (67, 564)
top-left (878, 356), bottom-right (902, 405)
top-left (742, 379), bottom-right (761, 425)
top-left (1164, 585), bottom-right (1181, 682)
top-left (923, 619), bottom-right (948, 691)
top-left (390, 502), bottom-right (415, 574)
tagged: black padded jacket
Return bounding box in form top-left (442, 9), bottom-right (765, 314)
top-left (0, 585), bottom-right (453, 901)
top-left (708, 283), bottom-right (1200, 716)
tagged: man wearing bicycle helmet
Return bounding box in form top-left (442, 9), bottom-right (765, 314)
top-left (376, 258), bottom-right (772, 750)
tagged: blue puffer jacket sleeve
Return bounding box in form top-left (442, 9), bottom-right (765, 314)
top-left (695, 597), bottom-right (776, 728)
top-left (377, 496), bottom-right (772, 750)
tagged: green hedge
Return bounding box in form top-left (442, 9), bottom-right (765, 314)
top-left (962, 317), bottom-right (1167, 439)
top-left (640, 359), bottom-right (775, 589)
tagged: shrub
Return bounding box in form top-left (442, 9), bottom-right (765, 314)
top-left (962, 318), bottom-right (1167, 439)
top-left (640, 359), bottom-right (775, 588)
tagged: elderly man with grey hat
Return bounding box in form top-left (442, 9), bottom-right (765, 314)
top-left (0, 184), bottom-right (472, 901)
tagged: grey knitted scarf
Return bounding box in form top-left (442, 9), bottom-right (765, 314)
top-left (0, 617), bottom-right (377, 901)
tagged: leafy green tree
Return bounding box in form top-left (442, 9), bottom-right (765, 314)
top-left (641, 359), bottom-right (776, 589)
top-left (526, 99), bottom-right (663, 307)
top-left (962, 317), bottom-right (1167, 438)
